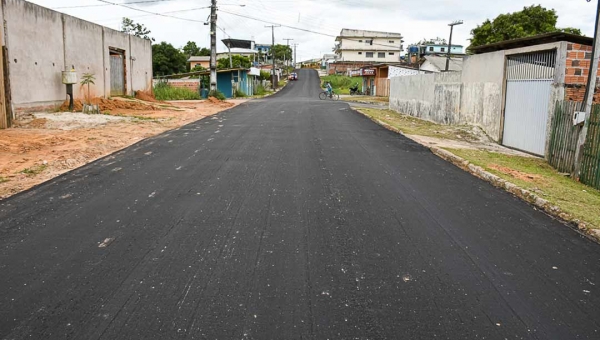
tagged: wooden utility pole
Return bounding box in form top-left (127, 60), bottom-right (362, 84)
top-left (209, 0), bottom-right (217, 92)
top-left (265, 25), bottom-right (280, 89)
top-left (574, 0), bottom-right (600, 179)
top-left (445, 20), bottom-right (463, 72)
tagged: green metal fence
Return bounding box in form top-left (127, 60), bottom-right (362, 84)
top-left (548, 101), bottom-right (600, 189)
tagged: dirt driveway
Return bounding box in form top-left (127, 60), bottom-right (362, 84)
top-left (0, 98), bottom-right (247, 199)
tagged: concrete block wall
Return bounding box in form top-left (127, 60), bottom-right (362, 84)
top-left (3, 0), bottom-right (153, 114)
top-left (564, 43), bottom-right (600, 103)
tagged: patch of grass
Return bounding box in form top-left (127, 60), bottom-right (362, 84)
top-left (254, 84), bottom-right (267, 96)
top-left (20, 164), bottom-right (48, 176)
top-left (234, 88), bottom-right (247, 98)
top-left (321, 75), bottom-right (360, 95)
top-left (0, 176), bottom-right (8, 184)
top-left (448, 148), bottom-right (600, 229)
top-left (153, 82), bottom-right (201, 101)
top-left (209, 90), bottom-right (226, 101)
top-left (357, 108), bottom-right (477, 141)
top-left (344, 96), bottom-right (389, 104)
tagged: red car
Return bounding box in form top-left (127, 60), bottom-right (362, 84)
top-left (288, 72), bottom-right (298, 81)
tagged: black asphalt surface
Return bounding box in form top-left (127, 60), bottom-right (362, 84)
top-left (1, 69), bottom-right (600, 339)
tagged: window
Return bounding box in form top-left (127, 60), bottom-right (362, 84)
top-left (358, 40), bottom-right (363, 42)
top-left (389, 52), bottom-right (395, 55)
top-left (389, 40), bottom-right (395, 44)
top-left (429, 47), bottom-right (434, 51)
top-left (358, 52), bottom-right (363, 55)
top-left (378, 52), bottom-right (385, 58)
top-left (441, 47), bottom-right (445, 52)
top-left (366, 39), bottom-right (373, 45)
top-left (366, 52), bottom-right (374, 58)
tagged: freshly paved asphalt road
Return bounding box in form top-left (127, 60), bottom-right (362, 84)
top-left (2, 69), bottom-right (600, 340)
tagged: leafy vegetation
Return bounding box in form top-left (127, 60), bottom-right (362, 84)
top-left (217, 55), bottom-right (251, 69)
top-left (234, 88), bottom-right (247, 97)
top-left (121, 17), bottom-right (154, 41)
top-left (260, 71), bottom-right (271, 81)
top-left (470, 5), bottom-right (582, 48)
top-left (80, 73), bottom-right (96, 104)
top-left (153, 42), bottom-right (188, 76)
top-left (21, 164), bottom-right (48, 176)
top-left (254, 84), bottom-right (267, 96)
top-left (209, 90), bottom-right (226, 101)
top-left (271, 44), bottom-right (292, 61)
top-left (321, 75), bottom-right (360, 95)
top-left (182, 41), bottom-right (210, 58)
top-left (448, 148), bottom-right (600, 229)
top-left (153, 82), bottom-right (201, 100)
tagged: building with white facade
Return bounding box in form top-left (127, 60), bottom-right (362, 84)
top-left (335, 29), bottom-right (403, 63)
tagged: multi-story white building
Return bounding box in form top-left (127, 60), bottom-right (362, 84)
top-left (335, 29), bottom-right (403, 62)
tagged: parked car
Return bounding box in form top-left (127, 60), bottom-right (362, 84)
top-left (288, 72), bottom-right (298, 81)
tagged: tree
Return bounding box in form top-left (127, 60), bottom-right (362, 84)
top-left (182, 41), bottom-right (201, 57)
top-left (217, 55), bottom-right (252, 69)
top-left (121, 17), bottom-right (154, 42)
top-left (80, 73), bottom-right (96, 104)
top-left (271, 44), bottom-right (292, 61)
top-left (199, 48), bottom-right (211, 56)
top-left (469, 5), bottom-right (582, 48)
top-left (152, 42), bottom-right (187, 76)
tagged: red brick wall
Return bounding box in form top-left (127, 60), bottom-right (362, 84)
top-left (328, 62), bottom-right (376, 75)
top-left (167, 80), bottom-right (199, 90)
top-left (565, 43), bottom-right (600, 102)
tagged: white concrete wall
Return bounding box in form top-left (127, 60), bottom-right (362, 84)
top-left (340, 50), bottom-right (399, 62)
top-left (390, 43), bottom-right (566, 143)
top-left (64, 15), bottom-right (105, 100)
top-left (341, 37), bottom-right (401, 50)
top-left (130, 35), bottom-right (153, 93)
top-left (4, 0), bottom-right (65, 109)
top-left (3, 0), bottom-right (152, 113)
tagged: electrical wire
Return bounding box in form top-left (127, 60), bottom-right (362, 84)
top-left (54, 0), bottom-right (196, 9)
top-left (96, 0), bottom-right (208, 23)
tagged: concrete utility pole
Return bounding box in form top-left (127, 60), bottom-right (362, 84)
top-left (265, 25), bottom-right (280, 89)
top-left (293, 43), bottom-right (299, 69)
top-left (209, 0), bottom-right (217, 92)
top-left (573, 0), bottom-right (600, 179)
top-left (283, 38), bottom-right (294, 69)
top-left (445, 20), bottom-right (463, 72)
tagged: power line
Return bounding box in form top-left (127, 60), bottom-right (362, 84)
top-left (219, 9), bottom-right (402, 50)
top-left (96, 0), bottom-right (208, 23)
top-left (54, 0), bottom-right (190, 9)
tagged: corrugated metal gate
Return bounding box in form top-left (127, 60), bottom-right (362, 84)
top-left (110, 52), bottom-right (125, 96)
top-left (502, 51), bottom-right (556, 156)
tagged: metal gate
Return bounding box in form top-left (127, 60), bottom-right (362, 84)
top-left (109, 52), bottom-right (125, 96)
top-left (502, 51), bottom-right (556, 156)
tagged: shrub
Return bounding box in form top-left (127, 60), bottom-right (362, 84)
top-left (209, 90), bottom-right (226, 101)
top-left (260, 71), bottom-right (272, 81)
top-left (234, 88), bottom-right (247, 97)
top-left (153, 82), bottom-right (201, 100)
top-left (254, 84), bottom-right (267, 96)
top-left (321, 75), bottom-right (359, 95)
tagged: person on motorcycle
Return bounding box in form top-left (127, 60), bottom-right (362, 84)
top-left (350, 83), bottom-right (359, 94)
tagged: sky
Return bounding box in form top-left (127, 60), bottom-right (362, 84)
top-left (29, 0), bottom-right (598, 62)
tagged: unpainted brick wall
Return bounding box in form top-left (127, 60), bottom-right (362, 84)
top-left (565, 43), bottom-right (600, 102)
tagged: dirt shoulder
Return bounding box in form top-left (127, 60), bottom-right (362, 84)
top-left (355, 107), bottom-right (600, 237)
top-left (0, 98), bottom-right (247, 199)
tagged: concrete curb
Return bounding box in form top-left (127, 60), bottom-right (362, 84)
top-left (355, 109), bottom-right (600, 244)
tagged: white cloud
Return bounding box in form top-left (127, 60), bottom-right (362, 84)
top-left (30, 0), bottom-right (597, 62)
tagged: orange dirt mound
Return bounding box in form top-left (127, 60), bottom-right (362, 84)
top-left (59, 100), bottom-right (84, 112)
top-left (489, 164), bottom-right (542, 182)
top-left (207, 96), bottom-right (234, 107)
top-left (60, 97), bottom-right (159, 112)
top-left (135, 90), bottom-right (160, 103)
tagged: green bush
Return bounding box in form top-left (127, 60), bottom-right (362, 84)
top-left (260, 71), bottom-right (272, 81)
top-left (234, 88), bottom-right (247, 98)
top-left (209, 90), bottom-right (226, 101)
top-left (254, 84), bottom-right (267, 96)
top-left (321, 75), bottom-right (360, 95)
top-left (153, 82), bottom-right (201, 100)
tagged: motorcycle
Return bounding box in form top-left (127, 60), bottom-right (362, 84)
top-left (349, 85), bottom-right (362, 96)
